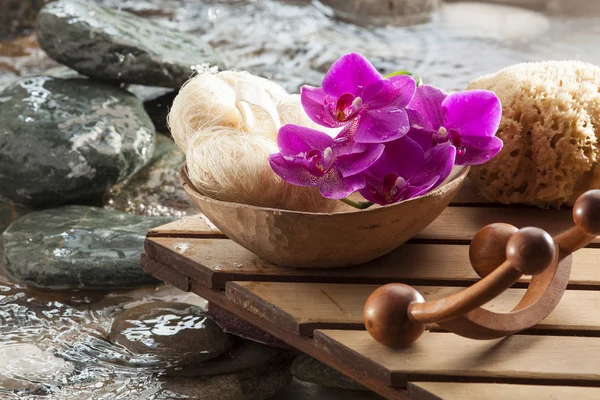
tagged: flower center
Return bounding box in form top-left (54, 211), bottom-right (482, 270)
top-left (335, 94), bottom-right (362, 122)
top-left (433, 127), bottom-right (462, 148)
top-left (377, 173), bottom-right (407, 204)
top-left (305, 147), bottom-right (335, 177)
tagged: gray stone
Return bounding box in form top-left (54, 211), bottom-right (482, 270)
top-left (207, 302), bottom-right (290, 349)
top-left (36, 0), bottom-right (225, 88)
top-left (291, 354), bottom-right (367, 391)
top-left (0, 199), bottom-right (29, 235)
top-left (103, 135), bottom-right (197, 218)
top-left (0, 198), bottom-right (30, 260)
top-left (110, 302), bottom-right (234, 366)
top-left (165, 338), bottom-right (292, 377)
top-left (0, 75), bottom-right (155, 207)
top-left (1, 206), bottom-right (173, 289)
top-left (160, 354), bottom-right (293, 400)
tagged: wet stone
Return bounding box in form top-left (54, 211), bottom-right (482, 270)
top-left (0, 199), bottom-right (29, 234)
top-left (0, 198), bottom-right (30, 260)
top-left (0, 75), bottom-right (155, 207)
top-left (36, 0), bottom-right (225, 88)
top-left (207, 302), bottom-right (291, 349)
top-left (109, 302), bottom-right (234, 366)
top-left (104, 135), bottom-right (197, 218)
top-left (291, 354), bottom-right (367, 391)
top-left (160, 353), bottom-right (293, 400)
top-left (165, 338), bottom-right (292, 377)
top-left (0, 343), bottom-right (74, 390)
top-left (1, 206), bottom-right (173, 289)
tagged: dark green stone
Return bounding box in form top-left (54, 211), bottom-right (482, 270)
top-left (0, 200), bottom-right (29, 235)
top-left (110, 302), bottom-right (234, 366)
top-left (291, 354), bottom-right (367, 390)
top-left (165, 339), bottom-right (292, 377)
top-left (36, 0), bottom-right (225, 88)
top-left (160, 353), bottom-right (293, 400)
top-left (0, 199), bottom-right (30, 260)
top-left (104, 135), bottom-right (197, 218)
top-left (0, 75), bottom-right (155, 206)
top-left (1, 206), bottom-right (173, 289)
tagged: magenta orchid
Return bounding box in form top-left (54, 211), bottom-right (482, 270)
top-left (359, 137), bottom-right (456, 205)
top-left (269, 53), bottom-right (503, 207)
top-left (301, 53), bottom-right (416, 144)
top-left (407, 85), bottom-right (503, 165)
top-left (268, 124), bottom-right (384, 199)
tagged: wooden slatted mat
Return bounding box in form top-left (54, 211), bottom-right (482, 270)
top-left (142, 181), bottom-right (600, 399)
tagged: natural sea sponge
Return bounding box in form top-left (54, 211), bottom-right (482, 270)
top-left (467, 61), bottom-right (600, 208)
top-left (168, 71), bottom-right (336, 212)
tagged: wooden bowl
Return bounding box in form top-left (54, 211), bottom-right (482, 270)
top-left (180, 166), bottom-right (469, 268)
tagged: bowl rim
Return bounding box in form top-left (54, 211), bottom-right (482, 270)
top-left (180, 164), bottom-right (470, 217)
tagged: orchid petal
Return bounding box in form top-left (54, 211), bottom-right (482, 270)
top-left (277, 124), bottom-right (334, 156)
top-left (358, 171), bottom-right (387, 204)
top-left (337, 143), bottom-right (384, 178)
top-left (354, 108), bottom-right (410, 143)
top-left (300, 86), bottom-right (343, 128)
top-left (407, 127), bottom-right (436, 153)
top-left (363, 74), bottom-right (416, 109)
top-left (409, 142), bottom-right (456, 188)
top-left (269, 154), bottom-right (318, 187)
top-left (443, 90), bottom-right (502, 138)
top-left (407, 85), bottom-right (447, 132)
top-left (319, 170), bottom-right (365, 199)
top-left (369, 136), bottom-right (425, 179)
top-left (454, 134), bottom-right (503, 165)
top-left (403, 177), bottom-right (440, 199)
top-left (331, 123), bottom-right (378, 157)
top-left (322, 53), bottom-right (382, 98)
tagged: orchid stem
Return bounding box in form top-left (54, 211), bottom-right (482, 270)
top-left (340, 198), bottom-right (374, 210)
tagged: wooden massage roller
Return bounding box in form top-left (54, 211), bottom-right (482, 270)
top-left (364, 190), bottom-right (600, 348)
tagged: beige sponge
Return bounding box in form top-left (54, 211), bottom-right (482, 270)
top-left (468, 61), bottom-right (600, 208)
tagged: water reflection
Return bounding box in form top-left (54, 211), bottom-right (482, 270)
top-left (0, 277), bottom-right (206, 399)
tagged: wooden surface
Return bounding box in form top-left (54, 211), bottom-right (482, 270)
top-left (225, 281), bottom-right (600, 336)
top-left (144, 239), bottom-right (600, 289)
top-left (185, 274), bottom-right (409, 400)
top-left (142, 180), bottom-right (600, 399)
top-left (315, 330), bottom-right (600, 386)
top-left (407, 382), bottom-right (600, 400)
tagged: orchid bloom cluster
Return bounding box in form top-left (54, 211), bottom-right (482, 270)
top-left (269, 53), bottom-right (503, 207)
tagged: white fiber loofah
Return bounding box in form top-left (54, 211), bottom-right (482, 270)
top-left (168, 71), bottom-right (337, 212)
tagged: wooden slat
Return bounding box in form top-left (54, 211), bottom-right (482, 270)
top-left (144, 238), bottom-right (600, 289)
top-left (147, 214), bottom-right (224, 237)
top-left (142, 255), bottom-right (410, 399)
top-left (448, 179), bottom-right (490, 205)
top-left (417, 207), bottom-right (596, 244)
top-left (315, 330), bottom-right (600, 387)
top-left (226, 282), bottom-right (600, 336)
top-left (407, 382), bottom-right (600, 400)
top-left (140, 253), bottom-right (190, 291)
